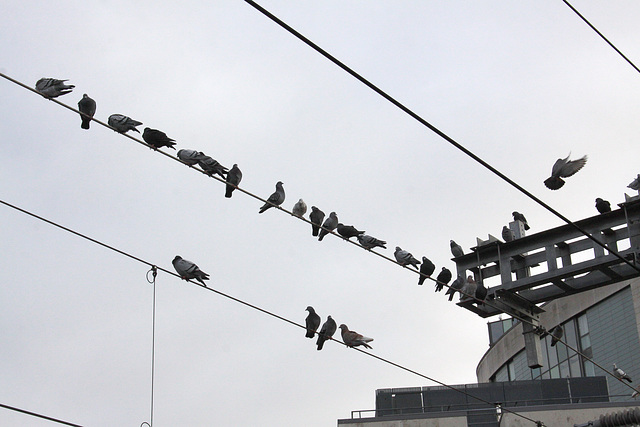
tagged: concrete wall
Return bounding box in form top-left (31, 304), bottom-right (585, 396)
top-left (499, 403), bottom-right (640, 427)
top-left (338, 418), bottom-right (467, 427)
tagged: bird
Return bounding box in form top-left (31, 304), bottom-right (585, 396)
top-left (435, 267), bottom-right (452, 292)
top-left (613, 364), bottom-right (632, 382)
top-left (292, 199), bottom-right (307, 217)
top-left (628, 175), bottom-right (640, 191)
top-left (142, 127), bottom-right (176, 150)
top-left (259, 181), bottom-right (285, 213)
top-left (549, 325), bottom-right (563, 347)
top-left (512, 211), bottom-right (530, 230)
top-left (305, 306), bottom-right (321, 339)
top-left (357, 234), bottom-right (387, 250)
top-left (544, 153), bottom-right (588, 190)
top-left (316, 315), bottom-right (337, 351)
top-left (633, 390), bottom-right (640, 399)
top-left (35, 78), bottom-right (74, 98)
top-left (418, 257), bottom-right (435, 285)
top-left (595, 198), bottom-right (611, 214)
top-left (177, 149), bottom-right (209, 166)
top-left (450, 240), bottom-right (464, 258)
top-left (108, 114), bottom-right (142, 133)
top-left (339, 324), bottom-right (373, 349)
top-left (502, 226), bottom-right (515, 242)
top-left (446, 276), bottom-right (465, 301)
top-left (225, 164), bottom-right (242, 198)
top-left (460, 275), bottom-right (477, 300)
top-left (336, 223), bottom-right (365, 240)
top-left (318, 212), bottom-right (338, 241)
top-left (309, 206), bottom-right (325, 237)
top-left (172, 256), bottom-right (209, 286)
top-left (198, 155), bottom-right (228, 178)
top-left (475, 280), bottom-right (488, 302)
top-left (77, 94), bottom-right (96, 130)
top-left (394, 247), bottom-right (420, 269)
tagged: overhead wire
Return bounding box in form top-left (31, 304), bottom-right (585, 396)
top-left (0, 197), bottom-right (544, 426)
top-left (0, 402), bottom-right (83, 427)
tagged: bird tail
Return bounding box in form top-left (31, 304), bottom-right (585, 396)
top-left (316, 336), bottom-right (326, 350)
top-left (318, 233), bottom-right (326, 241)
top-left (544, 176), bottom-right (565, 190)
top-left (225, 186), bottom-right (234, 198)
top-left (448, 292), bottom-right (455, 301)
top-left (312, 226), bottom-right (319, 237)
top-left (305, 331), bottom-right (314, 338)
top-left (81, 118), bottom-right (90, 129)
top-left (362, 342), bottom-right (373, 349)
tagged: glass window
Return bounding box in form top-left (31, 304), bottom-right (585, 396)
top-left (550, 366), bottom-right (560, 379)
top-left (560, 360), bottom-right (570, 378)
top-left (584, 360), bottom-right (596, 377)
top-left (564, 320), bottom-right (578, 357)
top-left (569, 355), bottom-right (581, 377)
top-left (580, 334), bottom-right (591, 350)
top-left (531, 366), bottom-right (541, 380)
top-left (547, 337), bottom-right (558, 367)
top-left (508, 361), bottom-right (516, 381)
top-left (577, 314), bottom-right (589, 335)
top-left (557, 338), bottom-right (568, 362)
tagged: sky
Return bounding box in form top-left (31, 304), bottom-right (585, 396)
top-left (2, 1), bottom-right (640, 426)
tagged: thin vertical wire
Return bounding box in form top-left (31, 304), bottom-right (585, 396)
top-left (146, 266), bottom-right (158, 427)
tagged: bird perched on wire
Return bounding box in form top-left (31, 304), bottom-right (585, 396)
top-left (460, 275), bottom-right (477, 300)
top-left (450, 240), bottom-right (464, 258)
top-left (549, 325), bottom-right (563, 347)
top-left (177, 149), bottom-right (209, 166)
top-left (318, 212), bottom-right (338, 241)
top-left (35, 78), bottom-right (74, 98)
top-left (418, 257), bottom-right (435, 285)
top-left (502, 226), bottom-right (515, 242)
top-left (259, 181), bottom-right (285, 213)
top-left (357, 234), bottom-right (387, 250)
top-left (543, 153), bottom-right (587, 190)
top-left (446, 276), bottom-right (465, 301)
top-left (613, 364), bottom-right (633, 382)
top-left (309, 206), bottom-right (325, 237)
top-left (337, 223), bottom-right (365, 240)
top-left (225, 164), bottom-right (242, 198)
top-left (77, 94), bottom-right (96, 130)
top-left (108, 114), bottom-right (142, 134)
top-left (172, 256), bottom-right (209, 286)
top-left (629, 175), bottom-right (640, 191)
top-left (394, 247), bottom-right (420, 269)
top-left (512, 211), bottom-right (530, 230)
top-left (142, 127), bottom-right (176, 150)
top-left (292, 199), bottom-right (307, 217)
top-left (339, 324), bottom-right (373, 349)
top-left (316, 315), bottom-right (337, 351)
top-left (435, 267), bottom-right (452, 292)
top-left (595, 198), bottom-right (611, 214)
top-left (475, 280), bottom-right (488, 302)
top-left (198, 155), bottom-right (228, 178)
top-left (305, 306), bottom-right (321, 339)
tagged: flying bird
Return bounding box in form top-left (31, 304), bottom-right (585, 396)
top-left (108, 114), bottom-right (142, 133)
top-left (225, 164), bottom-right (242, 198)
top-left (337, 223), bottom-right (365, 240)
top-left (142, 127), bottom-right (176, 150)
top-left (198, 155), bottom-right (228, 178)
top-left (318, 212), bottom-right (338, 241)
top-left (357, 234), bottom-right (387, 250)
top-left (418, 257), bottom-right (435, 285)
top-left (339, 324), bottom-right (373, 349)
top-left (259, 181), bottom-right (285, 213)
top-left (614, 364), bottom-right (632, 382)
top-left (549, 325), bottom-right (563, 347)
top-left (394, 247), bottom-right (420, 269)
top-left (512, 211), bottom-right (530, 230)
top-left (77, 94), bottom-right (96, 130)
top-left (177, 149), bottom-right (209, 165)
top-left (305, 306), bottom-right (321, 339)
top-left (292, 199), bottom-right (307, 217)
top-left (316, 315), bottom-right (337, 351)
top-left (435, 267), bottom-right (452, 292)
top-left (35, 78), bottom-right (74, 98)
top-left (628, 175), bottom-right (640, 191)
top-left (309, 206), bottom-right (325, 237)
top-left (502, 226), bottom-right (515, 242)
top-left (172, 256), bottom-right (209, 286)
top-left (595, 198), bottom-right (611, 214)
top-left (544, 153), bottom-right (588, 190)
top-left (450, 240), bottom-right (464, 258)
top-left (446, 276), bottom-right (465, 301)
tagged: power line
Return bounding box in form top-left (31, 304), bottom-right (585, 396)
top-left (242, 0), bottom-right (640, 276)
top-left (0, 402), bottom-right (83, 427)
top-left (560, 0), bottom-right (640, 75)
top-left (0, 198), bottom-right (544, 426)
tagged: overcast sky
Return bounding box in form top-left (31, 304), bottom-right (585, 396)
top-left (2, 1), bottom-right (640, 426)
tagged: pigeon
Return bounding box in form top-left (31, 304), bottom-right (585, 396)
top-left (460, 275), bottom-right (477, 300)
top-left (318, 212), bottom-right (338, 241)
top-left (549, 325), bottom-right (563, 347)
top-left (450, 240), bottom-right (464, 258)
top-left (198, 155), bottom-right (228, 178)
top-left (35, 78), bottom-right (74, 98)
top-left (595, 198), bottom-right (611, 214)
top-left (177, 149), bottom-right (209, 166)
top-left (142, 127), bottom-right (176, 150)
top-left (633, 390), bottom-right (640, 399)
top-left (172, 255), bottom-right (209, 286)
top-left (305, 306), bottom-right (321, 339)
top-left (292, 199), bottom-right (307, 217)
top-left (629, 175), bottom-right (640, 191)
top-left (435, 267), bottom-right (452, 292)
top-left (544, 153), bottom-right (588, 190)
top-left (418, 257), bottom-right (435, 285)
top-left (475, 280), bottom-right (488, 302)
top-left (394, 246), bottom-right (420, 269)
top-left (502, 226), bottom-right (515, 242)
top-left (357, 234), bottom-right (387, 250)
top-left (108, 114), bottom-right (142, 133)
top-left (512, 211), bottom-right (530, 230)
top-left (614, 364), bottom-right (632, 382)
top-left (225, 164), bottom-right (242, 198)
top-left (446, 276), bottom-right (465, 301)
top-left (259, 181), bottom-right (285, 213)
top-left (77, 94), bottom-right (96, 130)
top-left (309, 206), bottom-right (325, 237)
top-left (316, 315), bottom-right (337, 351)
top-left (339, 324), bottom-right (373, 349)
top-left (337, 223), bottom-right (365, 240)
